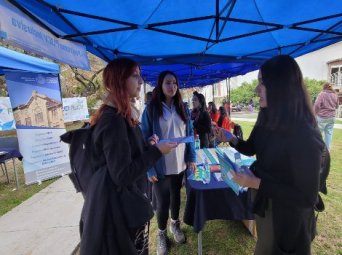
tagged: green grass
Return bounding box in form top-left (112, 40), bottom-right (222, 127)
top-left (0, 162), bottom-right (57, 216)
top-left (335, 120), bottom-right (342, 125)
top-left (0, 121), bottom-right (84, 216)
top-left (148, 121), bottom-right (342, 255)
top-left (2, 120), bottom-right (341, 254)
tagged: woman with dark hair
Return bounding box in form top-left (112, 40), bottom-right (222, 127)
top-left (215, 55), bottom-right (324, 255)
top-left (191, 91), bottom-right (212, 148)
top-left (141, 71), bottom-right (196, 255)
top-left (83, 58), bottom-right (177, 255)
top-left (217, 106), bottom-right (233, 131)
top-left (208, 101), bottom-right (219, 123)
top-left (314, 82), bottom-right (339, 150)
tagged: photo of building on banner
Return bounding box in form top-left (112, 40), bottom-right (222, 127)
top-left (4, 71), bottom-right (71, 185)
top-left (62, 97), bottom-right (89, 123)
top-left (0, 97), bottom-right (16, 131)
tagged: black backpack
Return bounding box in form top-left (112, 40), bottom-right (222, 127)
top-left (233, 123), bottom-right (243, 139)
top-left (60, 123), bottom-right (95, 195)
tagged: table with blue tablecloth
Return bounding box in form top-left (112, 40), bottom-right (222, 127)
top-left (184, 169), bottom-right (255, 233)
top-left (183, 147), bottom-right (256, 255)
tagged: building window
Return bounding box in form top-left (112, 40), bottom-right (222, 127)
top-left (35, 112), bottom-right (44, 123)
top-left (25, 117), bottom-right (32, 126)
top-left (330, 65), bottom-right (342, 87)
top-left (51, 109), bottom-right (58, 119)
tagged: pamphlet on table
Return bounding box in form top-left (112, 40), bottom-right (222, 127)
top-left (190, 147), bottom-right (256, 195)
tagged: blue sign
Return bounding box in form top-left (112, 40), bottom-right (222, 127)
top-left (0, 0), bottom-right (90, 70)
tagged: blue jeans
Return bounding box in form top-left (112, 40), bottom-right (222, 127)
top-left (317, 116), bottom-right (335, 150)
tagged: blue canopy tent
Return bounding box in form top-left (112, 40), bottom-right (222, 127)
top-left (0, 46), bottom-right (59, 74)
top-left (6, 0), bottom-right (342, 86)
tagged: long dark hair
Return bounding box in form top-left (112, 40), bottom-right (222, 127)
top-left (91, 58), bottom-right (139, 127)
top-left (217, 106), bottom-right (227, 127)
top-left (150, 71), bottom-right (187, 122)
top-left (208, 101), bottom-right (217, 113)
top-left (193, 91), bottom-right (208, 111)
top-left (256, 55), bottom-right (316, 131)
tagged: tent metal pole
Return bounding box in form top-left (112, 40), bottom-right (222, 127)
top-left (212, 83), bottom-right (215, 103)
top-left (228, 78), bottom-right (231, 117)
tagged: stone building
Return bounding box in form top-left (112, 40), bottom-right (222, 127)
top-left (13, 90), bottom-right (64, 128)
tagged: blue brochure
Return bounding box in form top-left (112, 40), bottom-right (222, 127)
top-left (160, 136), bottom-right (194, 144)
top-left (215, 148), bottom-right (246, 195)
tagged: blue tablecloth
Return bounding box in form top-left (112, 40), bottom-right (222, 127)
top-left (183, 169), bottom-right (254, 233)
top-left (0, 147), bottom-right (22, 163)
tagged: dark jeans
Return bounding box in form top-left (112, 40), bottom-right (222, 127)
top-left (153, 172), bottom-right (184, 230)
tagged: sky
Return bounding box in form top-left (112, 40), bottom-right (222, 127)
top-left (4, 72), bottom-right (61, 108)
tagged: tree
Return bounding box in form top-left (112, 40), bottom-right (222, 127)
top-left (230, 80), bottom-right (258, 106)
top-left (304, 78), bottom-right (325, 102)
top-left (229, 78), bottom-right (325, 107)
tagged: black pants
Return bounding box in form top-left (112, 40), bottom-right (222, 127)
top-left (153, 172), bottom-right (184, 230)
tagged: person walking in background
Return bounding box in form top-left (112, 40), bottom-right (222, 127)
top-left (215, 55), bottom-right (324, 255)
top-left (82, 58), bottom-right (177, 255)
top-left (248, 98), bottom-right (254, 112)
top-left (191, 91), bottom-right (212, 148)
top-left (141, 71), bottom-right (196, 255)
top-left (314, 82), bottom-right (339, 150)
top-left (208, 101), bottom-right (219, 124)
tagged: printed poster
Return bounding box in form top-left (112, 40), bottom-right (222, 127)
top-left (62, 97), bottom-right (89, 122)
top-left (5, 71), bottom-right (71, 184)
top-left (0, 97), bottom-right (15, 130)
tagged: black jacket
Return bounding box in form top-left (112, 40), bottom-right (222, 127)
top-left (192, 110), bottom-right (211, 148)
top-left (80, 105), bottom-right (162, 255)
top-left (234, 122), bottom-right (324, 255)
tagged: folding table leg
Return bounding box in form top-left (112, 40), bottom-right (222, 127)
top-left (12, 158), bottom-right (19, 190)
top-left (198, 231), bottom-right (202, 255)
top-left (1, 162), bottom-right (10, 184)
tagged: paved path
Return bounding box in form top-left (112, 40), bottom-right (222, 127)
top-left (0, 176), bottom-right (83, 255)
top-left (232, 117), bottom-right (342, 129)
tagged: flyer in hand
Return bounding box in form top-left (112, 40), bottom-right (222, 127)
top-left (160, 136), bottom-right (194, 144)
top-left (215, 148), bottom-right (247, 195)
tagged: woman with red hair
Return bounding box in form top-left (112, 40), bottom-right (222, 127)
top-left (81, 58), bottom-right (177, 255)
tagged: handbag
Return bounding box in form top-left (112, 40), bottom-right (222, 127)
top-left (118, 187), bottom-right (154, 228)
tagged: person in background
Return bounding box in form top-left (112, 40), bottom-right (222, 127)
top-left (191, 91), bottom-right (212, 148)
top-left (223, 99), bottom-right (231, 116)
top-left (145, 91), bottom-right (153, 105)
top-left (217, 106), bottom-right (233, 131)
top-left (215, 55), bottom-right (324, 255)
top-left (208, 101), bottom-right (219, 124)
top-left (82, 58), bottom-right (177, 255)
top-left (314, 82), bottom-right (339, 150)
top-left (248, 98), bottom-right (254, 112)
top-left (141, 71), bottom-right (196, 255)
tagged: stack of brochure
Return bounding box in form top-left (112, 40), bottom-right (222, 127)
top-left (215, 148), bottom-right (248, 195)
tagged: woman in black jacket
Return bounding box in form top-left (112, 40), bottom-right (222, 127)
top-left (191, 91), bottom-right (212, 148)
top-left (81, 58), bottom-right (177, 255)
top-left (215, 55), bottom-right (324, 255)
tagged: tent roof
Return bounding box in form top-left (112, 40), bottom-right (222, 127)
top-left (9, 0), bottom-right (342, 86)
top-left (0, 46), bottom-right (59, 75)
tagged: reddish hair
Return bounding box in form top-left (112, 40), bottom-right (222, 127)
top-left (91, 58), bottom-right (139, 126)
